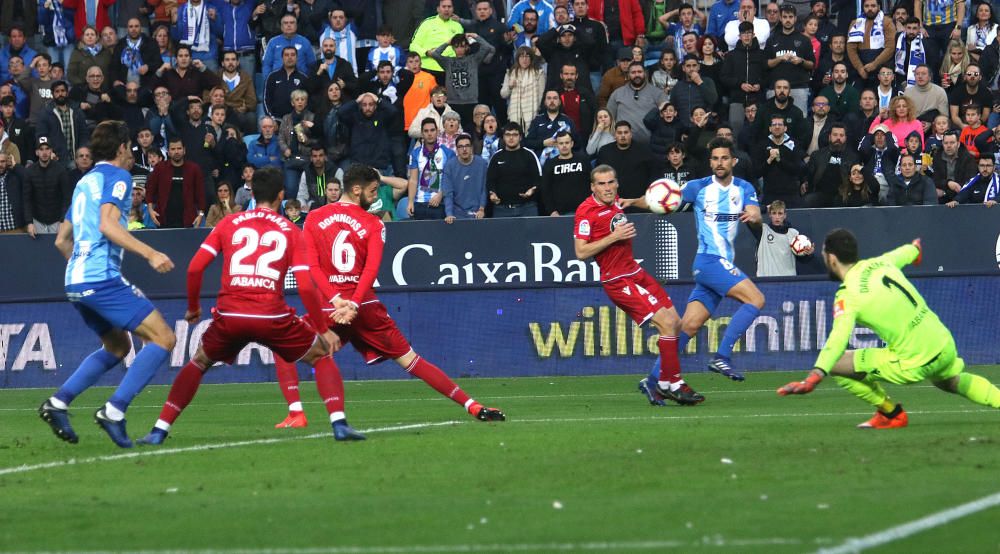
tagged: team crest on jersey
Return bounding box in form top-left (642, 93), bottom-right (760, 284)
top-left (610, 213), bottom-right (627, 232)
top-left (833, 299), bottom-right (845, 318)
top-left (577, 220), bottom-right (591, 237)
top-left (112, 181), bottom-right (127, 200)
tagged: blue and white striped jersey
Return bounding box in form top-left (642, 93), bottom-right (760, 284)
top-left (65, 162), bottom-right (133, 286)
top-left (682, 175), bottom-right (759, 262)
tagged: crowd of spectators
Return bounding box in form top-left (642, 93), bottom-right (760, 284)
top-left (0, 0), bottom-right (998, 236)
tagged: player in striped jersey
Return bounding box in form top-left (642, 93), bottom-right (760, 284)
top-left (640, 138), bottom-right (763, 403)
top-left (39, 121), bottom-right (177, 448)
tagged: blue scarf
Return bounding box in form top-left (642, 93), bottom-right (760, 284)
top-left (52, 2), bottom-right (70, 47)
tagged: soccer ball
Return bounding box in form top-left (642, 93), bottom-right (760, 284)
top-left (644, 178), bottom-right (682, 214)
top-left (791, 234), bottom-right (813, 256)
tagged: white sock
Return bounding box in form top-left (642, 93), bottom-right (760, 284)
top-left (659, 380), bottom-right (684, 392)
top-left (288, 401), bottom-right (303, 412)
top-left (154, 419), bottom-right (171, 432)
top-left (48, 397), bottom-right (68, 410)
top-left (463, 399), bottom-right (476, 410)
top-left (103, 402), bottom-right (125, 421)
top-left (329, 411), bottom-right (346, 424)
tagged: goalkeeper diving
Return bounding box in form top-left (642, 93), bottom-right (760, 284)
top-left (777, 228), bottom-right (1000, 428)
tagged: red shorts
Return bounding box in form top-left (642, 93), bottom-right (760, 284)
top-left (201, 309), bottom-right (317, 365)
top-left (602, 269), bottom-right (673, 325)
top-left (330, 300), bottom-right (411, 364)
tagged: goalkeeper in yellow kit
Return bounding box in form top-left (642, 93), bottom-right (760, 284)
top-left (777, 228), bottom-right (1000, 428)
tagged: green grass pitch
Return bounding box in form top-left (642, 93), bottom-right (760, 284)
top-left (2, 368), bottom-right (999, 553)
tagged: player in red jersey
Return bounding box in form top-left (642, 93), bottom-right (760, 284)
top-left (573, 164), bottom-right (704, 406)
top-left (137, 167), bottom-right (366, 444)
top-left (302, 164), bottom-right (505, 422)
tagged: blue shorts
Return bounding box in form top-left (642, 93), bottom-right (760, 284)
top-left (66, 278), bottom-right (156, 337)
top-left (688, 254), bottom-right (749, 314)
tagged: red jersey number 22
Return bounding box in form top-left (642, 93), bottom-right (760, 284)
top-left (230, 228), bottom-right (288, 280)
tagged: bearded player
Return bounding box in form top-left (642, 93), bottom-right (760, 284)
top-left (574, 164), bottom-right (704, 405)
top-left (639, 138), bottom-right (764, 400)
top-left (778, 230), bottom-right (1000, 428)
top-left (302, 164), bottom-right (505, 423)
top-left (137, 167), bottom-right (366, 444)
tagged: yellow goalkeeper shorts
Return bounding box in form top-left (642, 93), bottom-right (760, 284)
top-left (854, 341), bottom-right (965, 384)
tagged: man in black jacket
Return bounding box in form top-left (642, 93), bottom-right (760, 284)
top-left (109, 18), bottom-right (161, 87)
top-left (537, 24), bottom-right (594, 93)
top-left (300, 145), bottom-right (339, 210)
top-left (595, 121), bottom-right (656, 204)
top-left (803, 123), bottom-right (858, 207)
top-left (764, 5), bottom-right (815, 111)
top-left (23, 136), bottom-right (71, 233)
top-left (570, 0), bottom-right (609, 90)
top-left (486, 122), bottom-right (542, 217)
top-left (945, 156), bottom-right (999, 207)
top-left (933, 132), bottom-right (977, 203)
top-left (308, 37), bottom-right (359, 113)
top-left (757, 114), bottom-right (804, 208)
top-left (720, 22), bottom-right (765, 135)
top-left (339, 92), bottom-right (398, 176)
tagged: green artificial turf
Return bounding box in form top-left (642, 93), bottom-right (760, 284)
top-left (1, 369), bottom-right (999, 553)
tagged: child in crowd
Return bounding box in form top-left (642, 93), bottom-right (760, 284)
top-left (753, 200), bottom-right (813, 277)
top-left (284, 199), bottom-right (304, 227)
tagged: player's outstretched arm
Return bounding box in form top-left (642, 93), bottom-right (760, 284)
top-left (620, 196), bottom-right (648, 210)
top-left (739, 204), bottom-right (762, 227)
top-left (99, 203), bottom-right (173, 273)
top-left (777, 368), bottom-right (825, 395)
top-left (883, 240), bottom-right (922, 269)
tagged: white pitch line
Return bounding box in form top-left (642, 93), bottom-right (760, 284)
top-left (0, 421), bottom-right (462, 477)
top-left (816, 490), bottom-right (1000, 554)
top-left (0, 385), bottom-right (947, 412)
top-left (4, 537), bottom-right (803, 554)
top-left (3, 409), bottom-right (996, 478)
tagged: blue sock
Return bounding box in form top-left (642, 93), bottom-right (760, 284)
top-left (109, 344), bottom-right (169, 413)
top-left (716, 304), bottom-right (760, 360)
top-left (647, 333), bottom-right (693, 382)
top-left (54, 349), bottom-right (123, 405)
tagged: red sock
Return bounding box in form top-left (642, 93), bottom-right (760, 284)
top-left (313, 355), bottom-right (345, 416)
top-left (658, 336), bottom-right (681, 384)
top-left (274, 356), bottom-right (302, 410)
top-left (158, 361), bottom-right (205, 425)
top-left (405, 355), bottom-right (471, 407)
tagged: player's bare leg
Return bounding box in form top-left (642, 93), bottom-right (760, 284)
top-left (40, 329), bottom-right (133, 444)
top-left (827, 351), bottom-right (907, 429)
top-left (300, 331), bottom-right (365, 441)
top-left (273, 357), bottom-right (307, 428)
top-left (648, 307), bottom-right (704, 406)
top-left (394, 349), bottom-right (505, 421)
top-left (706, 279), bottom-right (765, 382)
